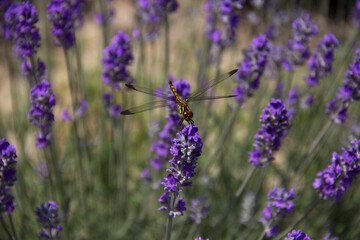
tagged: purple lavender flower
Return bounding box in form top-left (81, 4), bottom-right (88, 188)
top-left (305, 33), bottom-right (338, 87)
top-left (260, 187), bottom-right (296, 237)
top-left (156, 0), bottom-right (178, 14)
top-left (47, 0), bottom-right (76, 49)
top-left (284, 230), bottom-right (311, 240)
top-left (0, 0), bottom-right (12, 37)
top-left (313, 139), bottom-right (360, 201)
top-left (21, 57), bottom-right (47, 82)
top-left (35, 201), bottom-right (62, 239)
top-left (322, 231), bottom-right (339, 240)
top-left (282, 14), bottom-right (318, 71)
top-left (102, 31), bottom-right (134, 90)
top-left (233, 34), bottom-right (270, 104)
top-left (249, 99), bottom-right (290, 167)
top-left (158, 125), bottom-right (203, 217)
top-left (4, 2), bottom-right (41, 58)
top-left (69, 0), bottom-right (85, 28)
top-left (134, 0), bottom-right (161, 41)
top-left (286, 86), bottom-right (300, 119)
top-left (194, 238), bottom-right (209, 240)
top-left (28, 80), bottom-right (56, 148)
top-left (351, 0), bottom-right (360, 26)
top-left (189, 196), bottom-right (210, 224)
top-left (204, 0), bottom-right (244, 47)
top-left (0, 139), bottom-right (17, 216)
top-left (326, 49), bottom-right (360, 124)
top-left (300, 93), bottom-right (314, 109)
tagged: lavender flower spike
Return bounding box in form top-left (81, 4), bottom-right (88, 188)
top-left (47, 0), bottom-right (75, 49)
top-left (0, 139), bottom-right (17, 216)
top-left (158, 125), bottom-right (203, 217)
top-left (102, 31), bottom-right (134, 91)
top-left (28, 80), bottom-right (56, 148)
top-left (284, 230), bottom-right (311, 240)
top-left (4, 2), bottom-right (41, 58)
top-left (313, 139), bottom-right (360, 201)
top-left (204, 0), bottom-right (244, 47)
top-left (249, 99), bottom-right (290, 167)
top-left (233, 34), bottom-right (270, 104)
top-left (305, 33), bottom-right (338, 87)
top-left (282, 13), bottom-right (318, 71)
top-left (260, 188), bottom-right (296, 237)
top-left (325, 49), bottom-right (360, 124)
top-left (35, 201), bottom-right (62, 239)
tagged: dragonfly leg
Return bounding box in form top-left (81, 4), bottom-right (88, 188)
top-left (178, 118), bottom-right (184, 126)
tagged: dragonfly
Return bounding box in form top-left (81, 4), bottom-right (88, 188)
top-left (121, 69), bottom-right (238, 125)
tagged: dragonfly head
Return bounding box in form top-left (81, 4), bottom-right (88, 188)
top-left (183, 110), bottom-right (193, 122)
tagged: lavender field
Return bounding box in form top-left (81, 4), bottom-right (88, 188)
top-left (1, 0), bottom-right (360, 239)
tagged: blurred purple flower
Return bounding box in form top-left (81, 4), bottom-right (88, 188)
top-left (305, 33), bottom-right (338, 87)
top-left (21, 57), bottom-right (47, 82)
top-left (326, 49), bottom-right (360, 124)
top-left (102, 31), bottom-right (134, 90)
top-left (300, 93), bottom-right (314, 109)
top-left (260, 187), bottom-right (296, 237)
top-left (0, 139), bottom-right (17, 216)
top-left (313, 139), bottom-right (360, 201)
top-left (204, 0), bottom-right (244, 47)
top-left (249, 99), bottom-right (290, 167)
top-left (233, 34), bottom-right (270, 104)
top-left (284, 230), bottom-right (311, 240)
top-left (194, 237), bottom-right (209, 240)
top-left (158, 125), bottom-right (203, 217)
top-left (35, 201), bottom-right (62, 239)
top-left (282, 13), bottom-right (318, 71)
top-left (0, 0), bottom-right (13, 37)
top-left (189, 196), bottom-right (210, 224)
top-left (4, 2), bottom-right (41, 58)
top-left (47, 0), bottom-right (76, 49)
top-left (28, 80), bottom-right (56, 148)
top-left (351, 0), bottom-right (360, 26)
top-left (94, 0), bottom-right (114, 25)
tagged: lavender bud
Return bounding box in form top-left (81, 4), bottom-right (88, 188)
top-left (28, 80), bottom-right (56, 148)
top-left (35, 201), bottom-right (62, 239)
top-left (0, 139), bottom-right (17, 216)
top-left (249, 99), bottom-right (290, 167)
top-left (313, 139), bottom-right (360, 201)
top-left (5, 2), bottom-right (41, 58)
top-left (284, 230), bottom-right (311, 240)
top-left (102, 31), bottom-right (134, 90)
top-left (260, 188), bottom-right (296, 237)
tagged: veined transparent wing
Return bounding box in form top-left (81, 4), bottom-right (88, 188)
top-left (125, 83), bottom-right (172, 100)
top-left (187, 94), bottom-right (238, 102)
top-left (121, 99), bottom-right (176, 115)
top-left (187, 69), bottom-right (238, 101)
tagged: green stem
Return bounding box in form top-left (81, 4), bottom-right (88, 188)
top-left (63, 49), bottom-right (88, 233)
top-left (0, 218), bottom-right (13, 240)
top-left (211, 166), bottom-right (257, 236)
top-left (202, 103), bottom-right (241, 174)
top-left (274, 199), bottom-right (320, 240)
top-left (295, 120), bottom-right (333, 172)
top-left (29, 55), bottom-right (40, 85)
top-left (165, 192), bottom-right (176, 240)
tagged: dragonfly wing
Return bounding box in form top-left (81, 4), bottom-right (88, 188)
top-left (188, 69), bottom-right (238, 101)
top-left (188, 94), bottom-right (238, 102)
top-left (121, 99), bottom-right (175, 115)
top-left (125, 83), bottom-right (171, 100)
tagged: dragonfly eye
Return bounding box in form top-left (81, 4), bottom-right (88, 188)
top-left (183, 111), bottom-right (193, 118)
